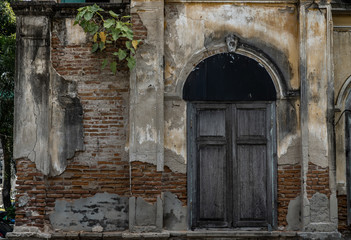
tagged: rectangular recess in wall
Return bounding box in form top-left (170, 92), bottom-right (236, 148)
top-left (333, 15), bottom-right (351, 28)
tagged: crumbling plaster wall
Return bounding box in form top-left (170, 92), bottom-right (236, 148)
top-left (12, 2), bottom-right (133, 233)
top-left (163, 2), bottom-right (301, 174)
top-left (12, 0), bottom-right (340, 234)
top-left (14, 13), bottom-right (84, 177)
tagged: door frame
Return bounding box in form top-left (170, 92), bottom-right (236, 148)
top-left (187, 101), bottom-right (277, 230)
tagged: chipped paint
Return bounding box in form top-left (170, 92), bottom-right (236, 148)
top-left (50, 193), bottom-right (129, 232)
top-left (65, 18), bottom-right (87, 45)
top-left (164, 119), bottom-right (186, 161)
top-left (136, 124), bottom-right (157, 145)
top-left (165, 3), bottom-right (299, 96)
top-left (278, 134), bottom-right (299, 158)
top-left (12, 0), bottom-right (344, 234)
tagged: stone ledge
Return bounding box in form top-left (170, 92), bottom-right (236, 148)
top-left (6, 231), bottom-right (345, 239)
top-left (183, 230), bottom-right (298, 237)
top-left (122, 232), bottom-right (170, 239)
top-left (6, 232), bottom-right (51, 240)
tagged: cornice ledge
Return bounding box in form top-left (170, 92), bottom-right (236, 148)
top-left (11, 2), bottom-right (130, 17)
top-left (165, 0), bottom-right (297, 4)
top-left (11, 1), bottom-right (55, 16)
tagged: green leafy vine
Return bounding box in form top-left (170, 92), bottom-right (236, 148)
top-left (74, 4), bottom-right (140, 73)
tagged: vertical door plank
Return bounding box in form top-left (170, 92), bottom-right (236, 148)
top-left (237, 145), bottom-right (267, 221)
top-left (252, 145), bottom-right (267, 220)
top-left (199, 145), bottom-right (226, 220)
top-left (237, 145), bottom-right (253, 220)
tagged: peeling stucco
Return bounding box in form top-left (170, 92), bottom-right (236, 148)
top-left (310, 193), bottom-right (329, 223)
top-left (14, 15), bottom-right (51, 175)
top-left (129, 1), bottom-right (164, 170)
top-left (50, 193), bottom-right (129, 232)
top-left (14, 15), bottom-right (84, 176)
top-left (287, 196), bottom-right (301, 231)
top-left (49, 68), bottom-right (84, 176)
top-left (11, 0), bottom-right (343, 235)
top-left (278, 133), bottom-right (301, 164)
top-left (164, 3), bottom-right (298, 96)
top-left (163, 192), bottom-right (187, 231)
top-left (164, 100), bottom-right (186, 173)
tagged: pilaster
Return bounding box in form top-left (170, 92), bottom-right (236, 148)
top-left (129, 0), bottom-right (165, 171)
top-left (299, 0), bottom-right (337, 231)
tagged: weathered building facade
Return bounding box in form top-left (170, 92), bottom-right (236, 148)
top-left (8, 0), bottom-right (351, 238)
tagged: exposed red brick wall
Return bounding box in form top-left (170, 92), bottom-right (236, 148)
top-left (46, 18), bottom-right (131, 227)
top-left (51, 37), bottom-right (128, 75)
top-left (131, 161), bottom-right (187, 205)
top-left (132, 13), bottom-right (147, 40)
top-left (306, 162), bottom-right (330, 198)
top-left (15, 158), bottom-right (46, 229)
top-left (338, 195), bottom-right (351, 232)
top-left (277, 163), bottom-right (331, 228)
top-left (277, 164), bottom-right (301, 227)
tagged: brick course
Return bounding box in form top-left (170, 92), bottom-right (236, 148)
top-left (306, 162), bottom-right (330, 198)
top-left (132, 13), bottom-right (147, 40)
top-left (131, 161), bottom-right (187, 204)
top-left (277, 164), bottom-right (301, 227)
top-left (338, 194), bottom-right (350, 232)
top-left (15, 158), bottom-right (46, 229)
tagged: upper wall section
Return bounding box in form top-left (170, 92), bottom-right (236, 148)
top-left (12, 2), bottom-right (130, 176)
top-left (164, 1), bottom-right (299, 98)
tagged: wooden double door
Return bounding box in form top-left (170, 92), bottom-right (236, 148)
top-left (188, 102), bottom-right (276, 229)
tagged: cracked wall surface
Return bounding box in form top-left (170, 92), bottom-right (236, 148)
top-left (14, 14), bottom-right (84, 176)
top-left (11, 0), bottom-right (346, 235)
top-left (14, 15), bottom-right (51, 175)
top-left (12, 2), bottom-right (132, 233)
top-left (49, 193), bottom-right (129, 231)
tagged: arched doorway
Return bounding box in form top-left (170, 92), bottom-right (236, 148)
top-left (184, 52), bottom-right (277, 229)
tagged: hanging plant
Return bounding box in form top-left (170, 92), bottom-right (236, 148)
top-left (74, 4), bottom-right (140, 73)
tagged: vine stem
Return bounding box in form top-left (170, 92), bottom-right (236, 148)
top-left (96, 11), bottom-right (105, 22)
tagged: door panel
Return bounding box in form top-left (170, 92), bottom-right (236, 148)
top-left (237, 108), bottom-right (266, 138)
top-left (194, 105), bottom-right (230, 227)
top-left (198, 109), bottom-right (226, 137)
top-left (198, 145), bottom-right (227, 221)
top-left (235, 104), bottom-right (270, 227)
top-left (252, 145), bottom-right (267, 221)
top-left (237, 145), bottom-right (267, 224)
